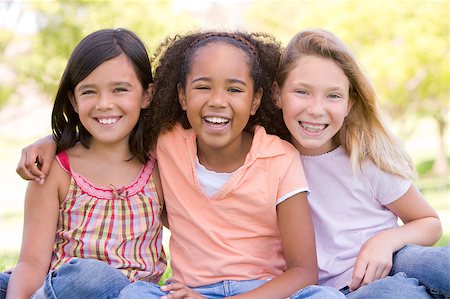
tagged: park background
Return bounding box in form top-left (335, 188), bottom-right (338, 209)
top-left (0, 0), bottom-right (448, 275)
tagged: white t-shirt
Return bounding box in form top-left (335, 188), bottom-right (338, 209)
top-left (300, 146), bottom-right (411, 289)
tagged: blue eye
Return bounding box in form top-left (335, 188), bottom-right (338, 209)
top-left (328, 94), bottom-right (341, 100)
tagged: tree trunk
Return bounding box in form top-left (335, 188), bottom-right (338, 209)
top-left (432, 112), bottom-right (449, 175)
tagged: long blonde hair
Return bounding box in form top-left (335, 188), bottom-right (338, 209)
top-left (277, 29), bottom-right (415, 179)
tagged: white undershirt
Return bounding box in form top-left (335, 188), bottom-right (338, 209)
top-left (195, 157), bottom-right (234, 197)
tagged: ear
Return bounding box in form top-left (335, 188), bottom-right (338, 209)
top-left (250, 87), bottom-right (263, 116)
top-left (142, 83), bottom-right (155, 109)
top-left (177, 83), bottom-right (187, 111)
top-left (68, 91), bottom-right (78, 113)
top-left (272, 82), bottom-right (282, 108)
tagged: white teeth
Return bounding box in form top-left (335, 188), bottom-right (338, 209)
top-left (205, 117), bottom-right (229, 124)
top-left (98, 118), bottom-right (118, 125)
top-left (300, 122), bottom-right (326, 132)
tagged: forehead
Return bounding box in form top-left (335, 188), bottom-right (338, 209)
top-left (290, 55), bottom-right (348, 83)
top-left (194, 41), bottom-right (249, 62)
top-left (189, 42), bottom-right (251, 74)
top-left (77, 54), bottom-right (138, 85)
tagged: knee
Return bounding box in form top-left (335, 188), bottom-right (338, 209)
top-left (118, 281), bottom-right (165, 299)
top-left (53, 258), bottom-right (129, 289)
top-left (291, 285), bottom-right (345, 299)
top-left (353, 273), bottom-right (428, 299)
top-left (393, 244), bottom-right (450, 272)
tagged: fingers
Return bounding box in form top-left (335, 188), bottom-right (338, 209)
top-left (349, 260), bottom-right (366, 291)
top-left (349, 259), bottom-right (393, 291)
top-left (37, 153), bottom-right (53, 178)
top-left (16, 148), bottom-right (55, 184)
top-left (16, 149), bottom-right (43, 182)
top-left (160, 283), bottom-right (205, 299)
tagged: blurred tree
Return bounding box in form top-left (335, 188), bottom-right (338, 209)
top-left (12, 0), bottom-right (197, 96)
top-left (246, 0), bottom-right (449, 175)
top-left (0, 1), bottom-right (19, 108)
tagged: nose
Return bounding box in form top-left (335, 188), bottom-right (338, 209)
top-left (208, 89), bottom-right (227, 108)
top-left (95, 93), bottom-right (114, 110)
top-left (306, 96), bottom-right (324, 117)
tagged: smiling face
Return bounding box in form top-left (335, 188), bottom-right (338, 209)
top-left (278, 55), bottom-right (352, 156)
top-left (178, 42), bottom-right (261, 159)
top-left (69, 54), bottom-right (151, 147)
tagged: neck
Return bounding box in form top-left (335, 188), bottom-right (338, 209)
top-left (88, 139), bottom-right (134, 163)
top-left (197, 132), bottom-right (252, 173)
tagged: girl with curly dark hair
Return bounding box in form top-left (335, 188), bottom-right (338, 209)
top-left (118, 31), bottom-right (343, 299)
top-left (15, 31), bottom-right (345, 299)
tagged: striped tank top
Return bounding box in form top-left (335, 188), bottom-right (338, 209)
top-left (51, 151), bottom-right (166, 283)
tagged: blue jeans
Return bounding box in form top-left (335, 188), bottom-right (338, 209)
top-left (340, 244), bottom-right (450, 299)
top-left (0, 269), bottom-right (11, 299)
top-left (118, 279), bottom-right (345, 299)
top-left (391, 244), bottom-right (450, 298)
top-left (340, 272), bottom-right (432, 299)
top-left (1, 258), bottom-right (128, 299)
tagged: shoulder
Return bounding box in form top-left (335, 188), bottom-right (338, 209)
top-left (157, 124), bottom-right (195, 154)
top-left (252, 126), bottom-right (298, 158)
top-left (26, 151), bottom-right (70, 203)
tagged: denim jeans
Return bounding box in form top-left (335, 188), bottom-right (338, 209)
top-left (118, 279), bottom-right (345, 299)
top-left (0, 258), bottom-right (126, 299)
top-left (340, 244), bottom-right (450, 299)
top-left (391, 244), bottom-right (450, 298)
top-left (0, 269), bottom-right (11, 299)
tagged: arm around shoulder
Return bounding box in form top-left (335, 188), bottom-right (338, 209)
top-left (16, 135), bottom-right (57, 182)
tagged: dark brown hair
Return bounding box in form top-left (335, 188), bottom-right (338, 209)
top-left (51, 28), bottom-right (153, 163)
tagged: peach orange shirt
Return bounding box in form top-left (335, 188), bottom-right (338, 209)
top-left (156, 125), bottom-right (308, 287)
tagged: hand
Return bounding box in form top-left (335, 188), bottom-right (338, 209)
top-left (348, 232), bottom-right (395, 291)
top-left (160, 283), bottom-right (207, 299)
top-left (16, 135), bottom-right (56, 183)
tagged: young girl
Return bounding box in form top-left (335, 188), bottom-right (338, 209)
top-left (15, 31), bottom-right (345, 299)
top-left (274, 28), bottom-right (449, 298)
top-left (1, 28), bottom-right (166, 299)
top-left (117, 31), bottom-right (345, 299)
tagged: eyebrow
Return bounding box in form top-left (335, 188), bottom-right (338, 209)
top-left (77, 81), bottom-right (133, 90)
top-left (191, 77), bottom-right (247, 86)
top-left (294, 81), bottom-right (345, 90)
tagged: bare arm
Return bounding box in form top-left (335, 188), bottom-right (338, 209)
top-left (228, 192), bottom-right (317, 299)
top-left (152, 163), bottom-right (169, 229)
top-left (349, 184), bottom-right (442, 290)
top-left (16, 135), bottom-right (57, 183)
top-left (7, 160), bottom-right (66, 298)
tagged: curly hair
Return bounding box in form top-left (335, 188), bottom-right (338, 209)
top-left (144, 31), bottom-right (290, 149)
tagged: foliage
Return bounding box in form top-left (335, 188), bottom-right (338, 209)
top-left (0, 85), bottom-right (14, 109)
top-left (245, 0), bottom-right (449, 174)
top-left (0, 251), bottom-right (18, 272)
top-left (11, 0), bottom-right (198, 97)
